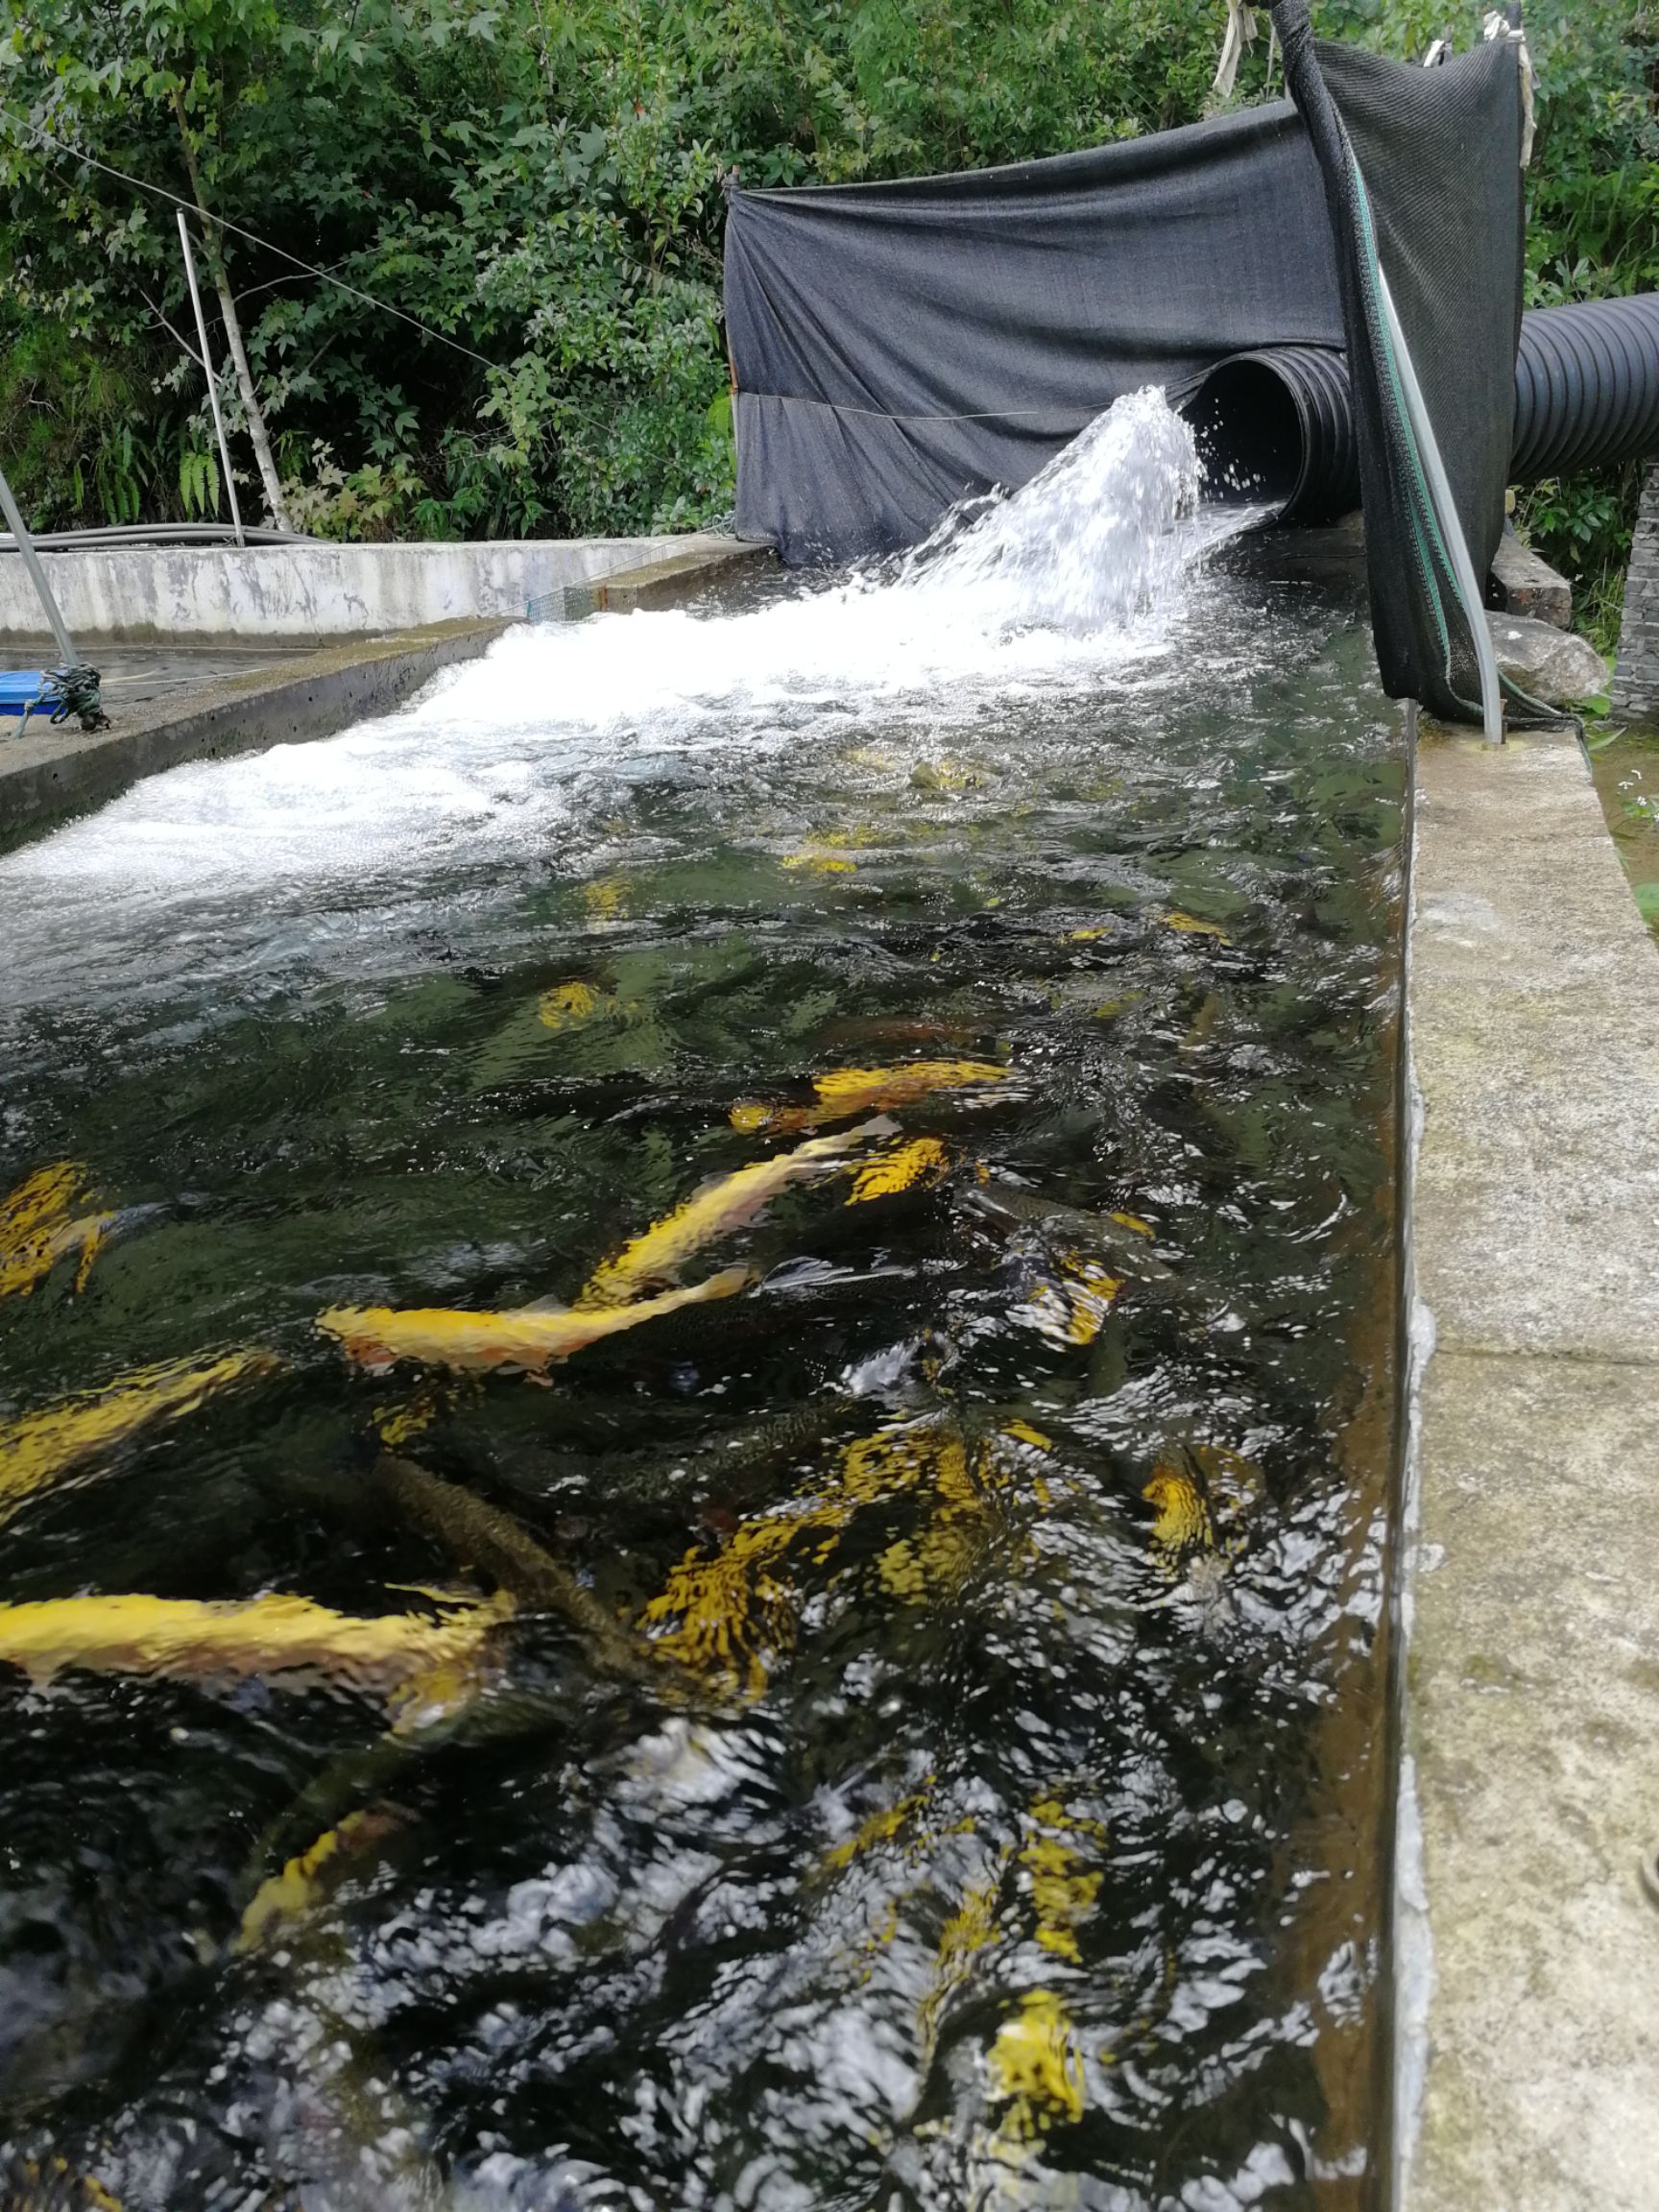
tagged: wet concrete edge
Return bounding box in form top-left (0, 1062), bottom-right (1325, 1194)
top-left (0, 539), bottom-right (779, 851)
top-left (1394, 716), bottom-right (1659, 2211)
top-left (0, 619), bottom-right (508, 853)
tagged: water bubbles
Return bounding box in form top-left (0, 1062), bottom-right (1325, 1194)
top-left (899, 385), bottom-right (1206, 634)
top-left (0, 388), bottom-right (1254, 1025)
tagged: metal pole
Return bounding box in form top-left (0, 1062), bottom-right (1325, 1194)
top-left (177, 208), bottom-right (246, 549)
top-left (0, 459), bottom-right (79, 668)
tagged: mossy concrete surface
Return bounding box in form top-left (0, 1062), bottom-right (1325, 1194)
top-left (0, 617), bottom-right (506, 852)
top-left (1401, 724), bottom-right (1659, 2209)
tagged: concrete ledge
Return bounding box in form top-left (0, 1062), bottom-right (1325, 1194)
top-left (549, 540), bottom-right (774, 619)
top-left (0, 617), bottom-right (505, 851)
top-left (1401, 723), bottom-right (1659, 2210)
top-left (0, 530), bottom-right (766, 641)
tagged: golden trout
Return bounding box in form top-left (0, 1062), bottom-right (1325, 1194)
top-left (0, 1350), bottom-right (276, 1526)
top-left (846, 1135), bottom-right (950, 1204)
top-left (577, 1121), bottom-right (889, 1307)
top-left (0, 1160), bottom-right (81, 1241)
top-left (1, 2156), bottom-right (122, 2212)
top-left (234, 1805), bottom-right (408, 1955)
top-left (1142, 1457), bottom-right (1214, 1565)
top-left (0, 1160), bottom-right (114, 1299)
top-left (0, 1588), bottom-right (508, 1726)
top-left (730, 1060), bottom-right (1009, 1136)
top-left (320, 1264), bottom-right (753, 1375)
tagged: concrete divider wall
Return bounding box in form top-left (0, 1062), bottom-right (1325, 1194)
top-left (1399, 721), bottom-right (1659, 2212)
top-left (0, 619), bottom-right (506, 849)
top-left (0, 531), bottom-right (753, 641)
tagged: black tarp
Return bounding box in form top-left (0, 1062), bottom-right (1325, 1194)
top-left (1278, 21), bottom-right (1526, 719)
top-left (725, 45), bottom-right (1525, 656)
top-left (725, 99), bottom-right (1345, 565)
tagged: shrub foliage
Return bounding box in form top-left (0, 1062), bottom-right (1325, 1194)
top-left (0, 0), bottom-right (1652, 589)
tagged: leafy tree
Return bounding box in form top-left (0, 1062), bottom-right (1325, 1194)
top-left (0, 0), bottom-right (1651, 614)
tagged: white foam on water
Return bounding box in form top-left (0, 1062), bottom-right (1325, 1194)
top-left (0, 389), bottom-right (1259, 1008)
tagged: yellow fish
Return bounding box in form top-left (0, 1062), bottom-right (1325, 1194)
top-left (320, 1265), bottom-right (752, 1376)
top-left (373, 1389), bottom-right (442, 1448)
top-left (235, 1806), bottom-right (406, 1954)
top-left (0, 1160), bottom-right (80, 1241)
top-left (730, 1060), bottom-right (1009, 1137)
top-left (1142, 1457), bottom-right (1215, 1564)
top-left (918, 1858), bottom-right (1011, 2061)
top-left (1022, 1796), bottom-right (1106, 1963)
top-left (4, 2158), bottom-right (121, 2212)
top-left (646, 1416), bottom-right (1051, 1690)
top-left (645, 1415), bottom-right (951, 1692)
top-left (578, 1121), bottom-right (886, 1307)
top-left (538, 980), bottom-right (600, 1031)
top-left (846, 1136), bottom-right (949, 1204)
top-left (987, 1986), bottom-right (1088, 2137)
top-left (0, 1160), bottom-right (114, 1300)
top-left (0, 1350), bottom-right (275, 1526)
top-left (1009, 1254), bottom-right (1123, 1347)
top-left (583, 878), bottom-right (629, 922)
top-left (0, 1589), bottom-right (508, 1726)
top-left (781, 851), bottom-right (855, 875)
top-left (1162, 909), bottom-right (1233, 945)
top-left (910, 757), bottom-right (985, 793)
top-left (821, 1786), bottom-right (936, 1874)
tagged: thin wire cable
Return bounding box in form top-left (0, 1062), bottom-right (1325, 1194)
top-left (1, 105), bottom-right (497, 369)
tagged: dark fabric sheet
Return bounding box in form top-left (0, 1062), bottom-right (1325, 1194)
top-left (726, 102), bottom-right (1345, 564)
top-left (1297, 33), bottom-right (1525, 715)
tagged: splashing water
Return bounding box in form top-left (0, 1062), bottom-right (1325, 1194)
top-left (0, 388), bottom-right (1264, 1022)
top-left (897, 384), bottom-right (1208, 633)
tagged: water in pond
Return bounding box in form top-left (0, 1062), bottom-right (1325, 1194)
top-left (0, 392), bottom-right (1404, 2211)
top-left (1585, 719), bottom-right (1659, 941)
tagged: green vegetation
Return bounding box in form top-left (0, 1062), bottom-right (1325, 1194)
top-left (1, 0), bottom-right (1653, 619)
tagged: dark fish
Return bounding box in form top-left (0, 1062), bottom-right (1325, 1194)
top-left (963, 1181), bottom-right (1177, 1280)
top-left (371, 1452), bottom-right (648, 1678)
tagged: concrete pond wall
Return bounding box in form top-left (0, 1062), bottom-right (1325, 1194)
top-left (0, 531), bottom-right (757, 641)
top-left (0, 535), bottom-right (773, 845)
top-left (1399, 715), bottom-right (1659, 2212)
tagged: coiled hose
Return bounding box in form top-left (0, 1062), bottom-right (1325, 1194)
top-left (1185, 292), bottom-right (1659, 523)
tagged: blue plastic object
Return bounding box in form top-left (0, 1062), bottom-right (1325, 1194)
top-left (0, 670), bottom-right (52, 717)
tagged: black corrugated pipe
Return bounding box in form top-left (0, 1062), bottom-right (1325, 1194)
top-left (1185, 291), bottom-right (1659, 523)
top-left (1184, 346), bottom-right (1361, 524)
top-left (1511, 294), bottom-right (1659, 480)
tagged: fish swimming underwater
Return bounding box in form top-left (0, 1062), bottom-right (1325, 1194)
top-left (964, 1178), bottom-right (1176, 1281)
top-left (846, 1135), bottom-right (950, 1205)
top-left (0, 1349), bottom-right (276, 1525)
top-left (729, 1060), bottom-right (1010, 1137)
top-left (0, 1587), bottom-right (510, 1728)
top-left (1142, 1456), bottom-right (1215, 1567)
top-left (0, 1161), bottom-right (115, 1300)
top-left (370, 1452), bottom-right (650, 1678)
top-left (1008, 1252), bottom-right (1124, 1348)
top-left (234, 1804), bottom-right (410, 1955)
top-left (319, 1265), bottom-right (753, 1376)
top-left (577, 1120), bottom-right (889, 1307)
top-left (0, 2154), bottom-right (122, 2211)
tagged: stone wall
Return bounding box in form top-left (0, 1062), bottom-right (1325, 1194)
top-left (1613, 461), bottom-right (1659, 716)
